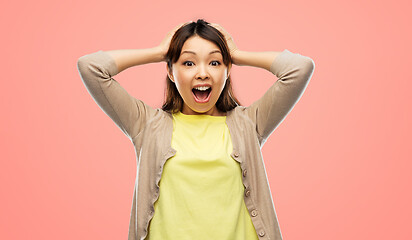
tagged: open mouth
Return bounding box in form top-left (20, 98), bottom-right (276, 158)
top-left (192, 87), bottom-right (212, 103)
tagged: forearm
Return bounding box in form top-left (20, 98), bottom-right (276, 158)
top-left (244, 49), bottom-right (315, 142)
top-left (104, 47), bottom-right (164, 73)
top-left (232, 50), bottom-right (282, 72)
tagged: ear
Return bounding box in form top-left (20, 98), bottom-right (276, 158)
top-left (166, 64), bottom-right (175, 83)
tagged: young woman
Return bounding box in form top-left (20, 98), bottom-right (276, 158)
top-left (77, 19), bottom-right (315, 240)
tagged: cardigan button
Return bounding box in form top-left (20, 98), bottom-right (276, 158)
top-left (243, 169), bottom-right (247, 177)
top-left (258, 230), bottom-right (265, 237)
top-left (251, 209), bottom-right (258, 217)
top-left (234, 152), bottom-right (239, 158)
top-left (245, 188), bottom-right (250, 197)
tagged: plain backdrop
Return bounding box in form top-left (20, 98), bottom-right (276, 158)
top-left (1, 0), bottom-right (411, 239)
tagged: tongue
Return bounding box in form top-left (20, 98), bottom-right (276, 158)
top-left (193, 89), bottom-right (209, 100)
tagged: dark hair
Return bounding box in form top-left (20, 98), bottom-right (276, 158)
top-left (162, 19), bottom-right (241, 113)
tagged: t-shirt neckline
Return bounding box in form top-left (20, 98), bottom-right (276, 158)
top-left (173, 111), bottom-right (226, 122)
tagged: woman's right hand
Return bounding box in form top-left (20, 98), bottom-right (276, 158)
top-left (157, 21), bottom-right (193, 62)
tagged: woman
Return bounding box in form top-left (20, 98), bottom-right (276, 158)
top-left (77, 19), bottom-right (315, 240)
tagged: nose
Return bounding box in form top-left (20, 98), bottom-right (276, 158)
top-left (196, 63), bottom-right (209, 80)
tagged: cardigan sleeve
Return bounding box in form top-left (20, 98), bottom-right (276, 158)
top-left (246, 49), bottom-right (315, 146)
top-left (77, 50), bottom-right (156, 141)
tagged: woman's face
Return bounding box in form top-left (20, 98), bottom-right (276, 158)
top-left (168, 35), bottom-right (231, 116)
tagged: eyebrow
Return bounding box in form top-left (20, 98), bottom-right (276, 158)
top-left (181, 50), bottom-right (222, 55)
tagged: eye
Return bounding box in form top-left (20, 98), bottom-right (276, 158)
top-left (210, 61), bottom-right (221, 66)
top-left (183, 61), bottom-right (194, 67)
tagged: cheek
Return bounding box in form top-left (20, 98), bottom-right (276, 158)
top-left (175, 72), bottom-right (195, 90)
top-left (174, 68), bottom-right (189, 80)
top-left (214, 68), bottom-right (228, 80)
top-left (173, 78), bottom-right (191, 96)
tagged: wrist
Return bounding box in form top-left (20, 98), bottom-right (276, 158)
top-left (231, 49), bottom-right (244, 66)
top-left (152, 46), bottom-right (167, 63)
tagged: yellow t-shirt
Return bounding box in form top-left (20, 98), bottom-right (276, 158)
top-left (147, 111), bottom-right (259, 240)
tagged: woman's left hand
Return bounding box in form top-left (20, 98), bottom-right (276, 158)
top-left (208, 23), bottom-right (239, 60)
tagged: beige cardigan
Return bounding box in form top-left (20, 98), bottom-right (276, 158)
top-left (77, 49), bottom-right (315, 240)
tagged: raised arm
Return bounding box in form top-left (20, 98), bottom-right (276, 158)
top-left (240, 49), bottom-right (315, 146)
top-left (76, 22), bottom-right (190, 140)
top-left (77, 47), bottom-right (164, 140)
top-left (209, 23), bottom-right (315, 146)
top-left (104, 47), bottom-right (163, 73)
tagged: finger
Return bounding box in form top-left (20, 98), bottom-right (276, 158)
top-left (173, 22), bottom-right (188, 31)
top-left (210, 23), bottom-right (222, 29)
top-left (174, 22), bottom-right (185, 30)
top-left (210, 23), bottom-right (220, 30)
top-left (209, 23), bottom-right (226, 34)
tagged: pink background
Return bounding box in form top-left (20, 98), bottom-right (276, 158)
top-left (1, 0), bottom-right (411, 239)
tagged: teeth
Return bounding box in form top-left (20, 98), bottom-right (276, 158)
top-left (194, 86), bottom-right (211, 91)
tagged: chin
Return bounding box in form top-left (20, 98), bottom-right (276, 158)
top-left (192, 108), bottom-right (210, 114)
top-left (187, 105), bottom-right (213, 114)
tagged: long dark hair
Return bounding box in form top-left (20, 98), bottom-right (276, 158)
top-left (162, 19), bottom-right (241, 113)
